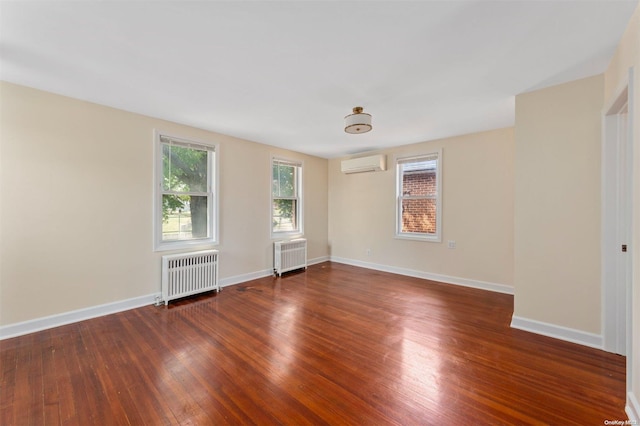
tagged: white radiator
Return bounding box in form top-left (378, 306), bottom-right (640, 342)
top-left (161, 250), bottom-right (219, 305)
top-left (274, 238), bottom-right (307, 276)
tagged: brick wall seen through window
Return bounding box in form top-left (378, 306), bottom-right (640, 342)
top-left (401, 171), bottom-right (436, 233)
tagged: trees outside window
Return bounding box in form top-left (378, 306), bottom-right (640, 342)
top-left (272, 158), bottom-right (302, 236)
top-left (155, 133), bottom-right (217, 250)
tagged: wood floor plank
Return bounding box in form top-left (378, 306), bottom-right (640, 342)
top-left (0, 335), bottom-right (18, 422)
top-left (41, 332), bottom-right (61, 426)
top-left (0, 262), bottom-right (627, 425)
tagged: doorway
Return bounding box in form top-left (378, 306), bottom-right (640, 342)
top-left (602, 75), bottom-right (632, 359)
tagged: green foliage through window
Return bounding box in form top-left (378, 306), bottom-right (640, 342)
top-left (160, 137), bottom-right (214, 242)
top-left (272, 160), bottom-right (301, 233)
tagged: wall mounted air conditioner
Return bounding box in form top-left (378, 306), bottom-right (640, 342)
top-left (341, 154), bottom-right (386, 174)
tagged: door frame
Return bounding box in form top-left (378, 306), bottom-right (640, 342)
top-left (601, 67), bottom-right (634, 387)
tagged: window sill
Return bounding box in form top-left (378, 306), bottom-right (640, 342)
top-left (154, 239), bottom-right (218, 252)
top-left (271, 232), bottom-right (304, 241)
top-left (394, 233), bottom-right (441, 243)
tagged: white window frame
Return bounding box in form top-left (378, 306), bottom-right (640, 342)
top-left (395, 150), bottom-right (442, 242)
top-left (271, 157), bottom-right (303, 239)
top-left (153, 130), bottom-right (219, 251)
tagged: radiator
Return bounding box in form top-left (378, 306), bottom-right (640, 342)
top-left (161, 250), bottom-right (219, 305)
top-left (274, 238), bottom-right (307, 276)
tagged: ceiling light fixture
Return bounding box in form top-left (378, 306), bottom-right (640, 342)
top-left (344, 106), bottom-right (372, 134)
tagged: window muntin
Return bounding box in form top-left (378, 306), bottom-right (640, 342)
top-left (272, 158), bottom-right (302, 236)
top-left (396, 152), bottom-right (441, 241)
top-left (155, 133), bottom-right (217, 250)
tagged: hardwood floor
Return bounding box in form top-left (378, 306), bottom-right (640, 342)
top-left (1, 262), bottom-right (626, 425)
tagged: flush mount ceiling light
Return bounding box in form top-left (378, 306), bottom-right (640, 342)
top-left (344, 106), bottom-right (372, 134)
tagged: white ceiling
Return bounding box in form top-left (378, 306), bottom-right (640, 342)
top-left (1, 1), bottom-right (637, 158)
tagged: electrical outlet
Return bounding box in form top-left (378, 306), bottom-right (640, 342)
top-left (447, 240), bottom-right (456, 249)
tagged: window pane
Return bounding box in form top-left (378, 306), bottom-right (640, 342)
top-left (272, 199), bottom-right (297, 232)
top-left (162, 195), bottom-right (209, 240)
top-left (401, 198), bottom-right (437, 234)
top-left (273, 164), bottom-right (296, 197)
top-left (401, 162), bottom-right (437, 196)
top-left (163, 144), bottom-right (208, 192)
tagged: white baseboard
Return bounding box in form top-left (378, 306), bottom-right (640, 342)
top-left (627, 392), bottom-right (640, 423)
top-left (510, 315), bottom-right (603, 350)
top-left (0, 293), bottom-right (159, 340)
top-left (330, 256), bottom-right (514, 295)
top-left (308, 255), bottom-right (330, 266)
top-left (220, 269), bottom-right (273, 288)
top-left (219, 256), bottom-right (328, 288)
top-left (1, 257), bottom-right (330, 340)
top-left (330, 258), bottom-right (609, 351)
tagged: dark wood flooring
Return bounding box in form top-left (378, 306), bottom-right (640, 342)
top-left (0, 262), bottom-right (627, 425)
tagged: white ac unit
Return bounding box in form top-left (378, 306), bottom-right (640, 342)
top-left (340, 154), bottom-right (386, 174)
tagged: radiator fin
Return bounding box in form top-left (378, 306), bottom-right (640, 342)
top-left (161, 250), bottom-right (219, 305)
top-left (274, 239), bottom-right (307, 276)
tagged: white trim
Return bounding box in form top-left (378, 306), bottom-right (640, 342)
top-left (0, 256), bottom-right (330, 340)
top-left (601, 67), bottom-right (635, 358)
top-left (270, 155), bottom-right (304, 239)
top-left (219, 256), bottom-right (328, 288)
top-left (601, 69), bottom-right (636, 406)
top-left (153, 129), bottom-right (220, 252)
top-left (602, 111), bottom-right (622, 353)
top-left (220, 269), bottom-right (273, 288)
top-left (627, 392), bottom-right (640, 423)
top-left (510, 315), bottom-right (603, 350)
top-left (604, 76), bottom-right (633, 115)
top-left (330, 256), bottom-right (513, 295)
top-left (394, 149), bottom-right (443, 243)
top-left (308, 255), bottom-right (330, 266)
top-left (0, 293), bottom-right (159, 340)
top-left (626, 67), bottom-right (635, 399)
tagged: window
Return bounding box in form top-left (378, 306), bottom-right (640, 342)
top-left (154, 133), bottom-right (217, 250)
top-left (272, 158), bottom-right (302, 236)
top-left (396, 151), bottom-right (442, 241)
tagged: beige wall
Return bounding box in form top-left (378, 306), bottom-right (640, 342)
top-left (0, 82), bottom-right (329, 326)
top-left (514, 75), bottom-right (604, 333)
top-left (328, 128), bottom-right (514, 288)
top-left (2, 8), bottom-right (638, 404)
top-left (603, 2), bottom-right (640, 411)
